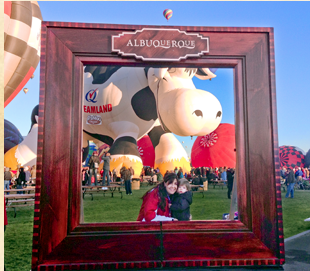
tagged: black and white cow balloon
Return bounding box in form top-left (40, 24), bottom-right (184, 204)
top-left (4, 66), bottom-right (222, 175)
top-left (83, 66), bottom-right (222, 176)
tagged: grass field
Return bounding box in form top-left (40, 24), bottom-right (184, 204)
top-left (4, 185), bottom-right (310, 271)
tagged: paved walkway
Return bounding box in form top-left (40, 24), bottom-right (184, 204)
top-left (134, 229), bottom-right (310, 271)
top-left (283, 229), bottom-right (310, 271)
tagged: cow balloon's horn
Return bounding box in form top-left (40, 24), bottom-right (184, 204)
top-left (195, 68), bottom-right (217, 80)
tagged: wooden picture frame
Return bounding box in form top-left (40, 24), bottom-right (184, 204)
top-left (31, 22), bottom-right (284, 270)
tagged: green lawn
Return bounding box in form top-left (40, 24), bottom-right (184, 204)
top-left (4, 186), bottom-right (310, 271)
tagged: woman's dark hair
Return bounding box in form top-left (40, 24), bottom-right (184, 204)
top-left (142, 173), bottom-right (179, 211)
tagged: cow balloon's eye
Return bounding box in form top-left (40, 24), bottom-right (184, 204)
top-left (216, 111), bottom-right (222, 118)
top-left (193, 110), bottom-right (203, 117)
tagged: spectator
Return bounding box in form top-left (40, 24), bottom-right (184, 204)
top-left (221, 167), bottom-right (227, 185)
top-left (112, 168), bottom-right (117, 182)
top-left (121, 166), bottom-right (132, 195)
top-left (177, 167), bottom-right (184, 178)
top-left (24, 166), bottom-right (31, 186)
top-left (4, 167), bottom-right (12, 195)
top-left (137, 173), bottom-right (179, 222)
top-left (295, 167), bottom-right (304, 189)
top-left (88, 151), bottom-right (101, 186)
top-left (285, 168), bottom-right (296, 198)
top-left (170, 178), bottom-right (193, 221)
top-left (202, 167), bottom-right (207, 178)
top-left (31, 165), bottom-right (36, 185)
top-left (129, 166), bottom-right (134, 180)
top-left (101, 152), bottom-right (111, 186)
top-left (16, 167), bottom-right (26, 194)
top-left (82, 167), bottom-right (89, 186)
top-left (156, 171), bottom-right (164, 182)
top-left (227, 168), bottom-right (234, 199)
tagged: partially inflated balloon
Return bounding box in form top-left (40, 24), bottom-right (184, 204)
top-left (4, 119), bottom-right (24, 154)
top-left (4, 1), bottom-right (43, 107)
top-left (163, 9), bottom-right (173, 21)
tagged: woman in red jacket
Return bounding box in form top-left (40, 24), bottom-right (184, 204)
top-left (137, 173), bottom-right (179, 222)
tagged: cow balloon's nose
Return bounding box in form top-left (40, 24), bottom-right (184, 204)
top-left (216, 111), bottom-right (222, 118)
top-left (193, 110), bottom-right (203, 117)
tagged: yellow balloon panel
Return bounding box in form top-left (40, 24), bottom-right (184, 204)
top-left (109, 156), bottom-right (143, 179)
top-left (155, 157), bottom-right (191, 176)
top-left (4, 145), bottom-right (19, 170)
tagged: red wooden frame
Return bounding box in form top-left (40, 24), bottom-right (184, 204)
top-left (31, 22), bottom-right (284, 270)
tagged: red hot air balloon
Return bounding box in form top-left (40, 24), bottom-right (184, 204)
top-left (279, 145), bottom-right (305, 169)
top-left (191, 123), bottom-right (236, 168)
top-left (137, 135), bottom-right (155, 167)
top-left (4, 1), bottom-right (43, 107)
top-left (163, 9), bottom-right (173, 21)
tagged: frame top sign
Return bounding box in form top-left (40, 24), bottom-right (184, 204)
top-left (112, 28), bottom-right (209, 61)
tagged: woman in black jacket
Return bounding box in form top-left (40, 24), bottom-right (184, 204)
top-left (16, 167), bottom-right (26, 194)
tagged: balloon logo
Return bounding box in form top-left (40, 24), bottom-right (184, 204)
top-left (163, 9), bottom-right (173, 21)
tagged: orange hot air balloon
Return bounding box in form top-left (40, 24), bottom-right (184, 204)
top-left (4, 1), bottom-right (43, 107)
top-left (163, 9), bottom-right (173, 21)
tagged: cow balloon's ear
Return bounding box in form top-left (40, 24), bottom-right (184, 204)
top-left (195, 68), bottom-right (217, 80)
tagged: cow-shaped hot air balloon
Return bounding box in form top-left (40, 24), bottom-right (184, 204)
top-left (4, 67), bottom-right (222, 175)
top-left (4, 1), bottom-right (42, 107)
top-left (83, 66), bottom-right (222, 176)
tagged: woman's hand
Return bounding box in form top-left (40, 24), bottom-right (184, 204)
top-left (168, 203), bottom-right (172, 208)
top-left (172, 218), bottom-right (178, 221)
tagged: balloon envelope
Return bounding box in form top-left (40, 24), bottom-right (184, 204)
top-left (98, 143), bottom-right (111, 159)
top-left (84, 141), bottom-right (98, 166)
top-left (137, 135), bottom-right (155, 167)
top-left (163, 9), bottom-right (173, 21)
top-left (4, 119), bottom-right (24, 154)
top-left (279, 145), bottom-right (305, 169)
top-left (4, 1), bottom-right (42, 107)
top-left (191, 123), bottom-right (236, 168)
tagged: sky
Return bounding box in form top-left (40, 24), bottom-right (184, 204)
top-left (4, 1), bottom-right (310, 158)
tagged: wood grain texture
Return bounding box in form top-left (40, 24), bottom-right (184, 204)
top-left (32, 23), bottom-right (283, 270)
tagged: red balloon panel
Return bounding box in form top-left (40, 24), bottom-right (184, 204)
top-left (279, 145), bottom-right (305, 169)
top-left (137, 135), bottom-right (155, 167)
top-left (191, 123), bottom-right (236, 168)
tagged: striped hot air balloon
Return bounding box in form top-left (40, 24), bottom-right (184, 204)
top-left (163, 9), bottom-right (173, 21)
top-left (4, 1), bottom-right (43, 107)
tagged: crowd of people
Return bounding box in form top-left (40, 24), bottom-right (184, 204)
top-left (280, 166), bottom-right (310, 198)
top-left (3, 165), bottom-right (36, 195)
top-left (82, 151), bottom-right (136, 195)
